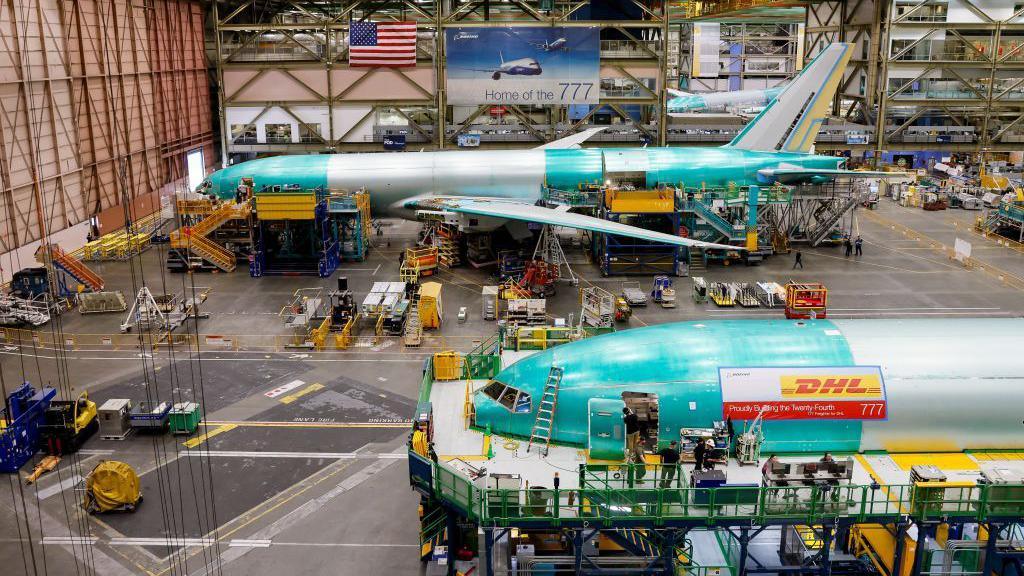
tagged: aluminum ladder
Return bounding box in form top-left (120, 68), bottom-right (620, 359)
top-left (527, 366), bottom-right (563, 456)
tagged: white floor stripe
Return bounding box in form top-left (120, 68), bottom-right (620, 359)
top-left (35, 474), bottom-right (82, 500)
top-left (41, 536), bottom-right (98, 545)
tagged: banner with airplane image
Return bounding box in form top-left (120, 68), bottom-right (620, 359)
top-left (445, 27), bottom-right (600, 105)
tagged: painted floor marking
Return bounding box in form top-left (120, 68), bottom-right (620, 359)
top-left (183, 423), bottom-right (238, 448)
top-left (184, 450), bottom-right (406, 459)
top-left (35, 474), bottom-right (83, 500)
top-left (264, 379), bottom-right (305, 398)
top-left (279, 382), bottom-right (325, 404)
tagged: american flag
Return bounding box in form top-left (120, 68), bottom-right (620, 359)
top-left (349, 21), bottom-right (417, 67)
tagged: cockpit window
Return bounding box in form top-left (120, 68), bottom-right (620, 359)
top-left (482, 380), bottom-right (506, 401)
top-left (482, 380), bottom-right (531, 413)
top-left (499, 387), bottom-right (518, 410)
top-left (513, 392), bottom-right (531, 413)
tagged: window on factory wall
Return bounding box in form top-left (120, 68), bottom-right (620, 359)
top-left (265, 124), bottom-right (293, 144)
top-left (298, 124), bottom-right (322, 143)
top-left (186, 149), bottom-right (205, 193)
top-left (231, 124), bottom-right (257, 144)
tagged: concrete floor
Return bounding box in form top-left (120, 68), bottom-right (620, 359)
top-left (1, 199), bottom-right (1023, 576)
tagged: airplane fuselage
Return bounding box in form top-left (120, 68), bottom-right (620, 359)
top-left (473, 318), bottom-right (1024, 453)
top-left (206, 147), bottom-right (843, 217)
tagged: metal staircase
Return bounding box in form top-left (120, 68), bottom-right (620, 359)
top-left (689, 201), bottom-right (745, 242)
top-left (527, 366), bottom-right (563, 456)
top-left (185, 235), bottom-right (237, 272)
top-left (807, 196), bottom-right (859, 246)
top-left (37, 245), bottom-right (104, 292)
top-left (607, 529), bottom-right (660, 557)
top-left (687, 248), bottom-right (705, 273)
top-left (419, 506), bottom-right (448, 560)
top-left (170, 203), bottom-right (249, 272)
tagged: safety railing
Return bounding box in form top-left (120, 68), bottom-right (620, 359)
top-left (413, 454), bottom-right (1024, 528)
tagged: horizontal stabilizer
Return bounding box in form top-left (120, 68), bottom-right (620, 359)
top-left (667, 88), bottom-right (692, 98)
top-left (406, 197), bottom-right (745, 251)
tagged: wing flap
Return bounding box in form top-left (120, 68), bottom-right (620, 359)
top-left (406, 198), bottom-right (744, 251)
top-left (758, 168), bottom-right (907, 185)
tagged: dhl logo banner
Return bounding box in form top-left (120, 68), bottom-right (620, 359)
top-left (719, 366), bottom-right (887, 421)
top-left (780, 375), bottom-right (883, 398)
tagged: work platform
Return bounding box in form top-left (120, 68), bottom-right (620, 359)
top-left (411, 349), bottom-right (1024, 576)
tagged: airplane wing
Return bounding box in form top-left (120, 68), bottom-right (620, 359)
top-left (534, 126), bottom-right (607, 150)
top-left (405, 197), bottom-right (744, 251)
top-left (758, 168), bottom-right (907, 185)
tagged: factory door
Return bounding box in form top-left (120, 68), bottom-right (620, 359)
top-left (587, 398), bottom-right (625, 461)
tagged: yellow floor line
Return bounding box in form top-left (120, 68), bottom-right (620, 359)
top-left (890, 453), bottom-right (978, 471)
top-left (972, 451), bottom-right (1024, 462)
top-left (183, 424), bottom-right (237, 448)
top-left (279, 382), bottom-right (325, 404)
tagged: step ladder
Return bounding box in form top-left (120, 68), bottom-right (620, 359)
top-left (404, 297), bottom-right (423, 346)
top-left (527, 366), bottom-right (563, 456)
top-left (38, 245), bottom-right (105, 292)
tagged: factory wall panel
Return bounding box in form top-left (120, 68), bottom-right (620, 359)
top-left (0, 0), bottom-right (213, 275)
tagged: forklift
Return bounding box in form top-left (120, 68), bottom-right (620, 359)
top-left (39, 391), bottom-right (99, 455)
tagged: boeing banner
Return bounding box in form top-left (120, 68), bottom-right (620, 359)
top-left (445, 27), bottom-right (600, 105)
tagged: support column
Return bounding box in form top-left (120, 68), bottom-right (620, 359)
top-left (892, 522), bottom-right (909, 576)
top-left (738, 527), bottom-right (751, 576)
top-left (746, 185), bottom-right (760, 251)
top-left (910, 522), bottom-right (934, 576)
top-left (819, 525), bottom-right (834, 576)
top-left (484, 528), bottom-right (495, 576)
top-left (982, 523), bottom-right (1002, 576)
top-left (446, 512), bottom-right (460, 576)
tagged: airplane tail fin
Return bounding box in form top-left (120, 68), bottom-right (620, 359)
top-left (724, 43), bottom-right (852, 154)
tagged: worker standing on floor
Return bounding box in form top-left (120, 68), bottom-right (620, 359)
top-left (793, 250), bottom-right (803, 269)
top-left (844, 237), bottom-right (853, 257)
top-left (855, 236), bottom-right (863, 256)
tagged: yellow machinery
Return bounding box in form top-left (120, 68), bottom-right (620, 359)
top-left (84, 460), bottom-right (142, 513)
top-left (433, 351), bottom-right (463, 380)
top-left (254, 192), bottom-right (317, 220)
top-left (418, 282), bottom-right (443, 329)
top-left (511, 326), bottom-right (573, 350)
top-left (39, 391), bottom-right (98, 455)
top-left (401, 246), bottom-right (439, 283)
top-left (604, 189), bottom-right (675, 213)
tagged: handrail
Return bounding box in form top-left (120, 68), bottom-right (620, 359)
top-left (415, 453), bottom-right (1024, 527)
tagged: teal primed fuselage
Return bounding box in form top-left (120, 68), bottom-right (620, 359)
top-left (478, 320), bottom-right (859, 454)
top-left (205, 147), bottom-right (842, 216)
top-left (473, 318), bottom-right (1024, 454)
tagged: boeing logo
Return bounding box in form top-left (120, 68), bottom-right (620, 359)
top-left (454, 32), bottom-right (478, 40)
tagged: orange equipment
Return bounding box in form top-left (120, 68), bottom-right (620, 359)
top-left (784, 282), bottom-right (827, 319)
